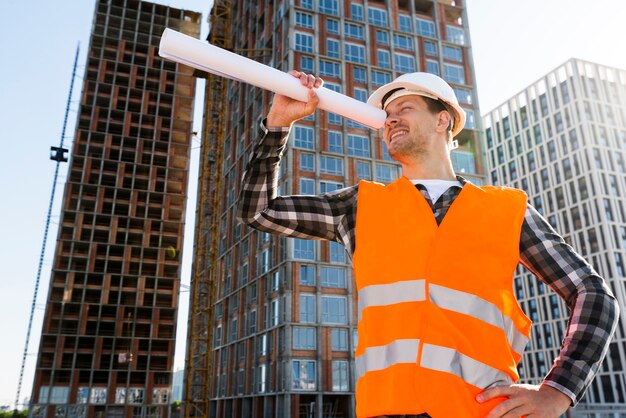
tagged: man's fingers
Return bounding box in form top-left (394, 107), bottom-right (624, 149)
top-left (477, 385), bottom-right (515, 403)
top-left (484, 397), bottom-right (525, 418)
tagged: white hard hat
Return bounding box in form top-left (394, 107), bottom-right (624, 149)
top-left (367, 72), bottom-right (466, 137)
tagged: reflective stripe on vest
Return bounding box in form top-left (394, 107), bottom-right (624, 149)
top-left (420, 343), bottom-right (513, 389)
top-left (355, 339), bottom-right (420, 381)
top-left (358, 281), bottom-right (529, 356)
top-left (355, 340), bottom-right (512, 390)
top-left (429, 284), bottom-right (530, 356)
top-left (358, 279), bottom-right (426, 321)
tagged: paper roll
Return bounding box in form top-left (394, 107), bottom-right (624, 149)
top-left (158, 28), bottom-right (386, 130)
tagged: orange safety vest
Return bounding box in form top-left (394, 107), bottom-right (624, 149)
top-left (353, 177), bottom-right (531, 418)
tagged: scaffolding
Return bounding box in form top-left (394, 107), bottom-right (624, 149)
top-left (183, 0), bottom-right (231, 416)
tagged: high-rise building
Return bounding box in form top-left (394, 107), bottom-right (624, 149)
top-left (484, 58), bottom-right (626, 416)
top-left (29, 1), bottom-right (200, 417)
top-left (201, 1), bottom-right (484, 416)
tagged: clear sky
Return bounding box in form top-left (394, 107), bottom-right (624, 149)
top-left (0, 0), bottom-right (624, 410)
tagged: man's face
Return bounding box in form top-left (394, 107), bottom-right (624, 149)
top-left (382, 95), bottom-right (439, 161)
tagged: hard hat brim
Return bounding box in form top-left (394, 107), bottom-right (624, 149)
top-left (367, 80), bottom-right (467, 137)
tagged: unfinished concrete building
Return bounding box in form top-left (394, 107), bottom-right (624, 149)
top-left (29, 1), bottom-right (200, 417)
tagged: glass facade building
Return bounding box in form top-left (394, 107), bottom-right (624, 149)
top-left (204, 0), bottom-right (484, 417)
top-left (484, 58), bottom-right (626, 416)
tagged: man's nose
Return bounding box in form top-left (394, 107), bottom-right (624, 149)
top-left (385, 114), bottom-right (398, 128)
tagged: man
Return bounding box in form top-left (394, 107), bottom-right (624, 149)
top-left (237, 71), bottom-right (618, 418)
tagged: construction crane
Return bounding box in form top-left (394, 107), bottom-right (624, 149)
top-left (15, 45), bottom-right (78, 413)
top-left (183, 0), bottom-right (231, 416)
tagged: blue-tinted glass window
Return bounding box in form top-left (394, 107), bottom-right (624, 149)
top-left (348, 134), bottom-right (370, 157)
top-left (328, 131), bottom-right (343, 153)
top-left (295, 32), bottom-right (313, 53)
top-left (351, 3), bottom-right (364, 21)
top-left (367, 7), bottom-right (388, 26)
top-left (377, 49), bottom-right (391, 69)
top-left (326, 39), bottom-right (340, 58)
top-left (300, 153), bottom-right (315, 171)
top-left (415, 17), bottom-right (436, 37)
top-left (345, 43), bottom-right (365, 63)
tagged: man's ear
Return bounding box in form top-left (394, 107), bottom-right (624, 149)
top-left (437, 111), bottom-right (452, 133)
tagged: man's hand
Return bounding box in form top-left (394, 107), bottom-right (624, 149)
top-left (477, 383), bottom-right (571, 418)
top-left (266, 70), bottom-right (323, 128)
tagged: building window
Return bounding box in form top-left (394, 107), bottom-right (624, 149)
top-left (415, 17), bottom-right (436, 38)
top-left (451, 150), bottom-right (476, 174)
top-left (320, 60), bottom-right (341, 78)
top-left (345, 22), bottom-right (365, 39)
top-left (301, 0), bottom-right (313, 10)
top-left (326, 18), bottom-right (339, 34)
top-left (354, 66), bottom-right (367, 83)
top-left (453, 87), bottom-right (472, 104)
top-left (332, 360), bottom-right (350, 391)
top-left (294, 238), bottom-right (315, 260)
top-left (293, 327), bottom-right (316, 349)
top-left (328, 131), bottom-right (343, 153)
top-left (49, 387), bottom-right (69, 404)
top-left (446, 25), bottom-right (465, 45)
top-left (443, 63), bottom-right (465, 84)
top-left (394, 53), bottom-right (416, 73)
top-left (300, 178), bottom-right (315, 195)
top-left (296, 12), bottom-right (314, 28)
top-left (320, 155), bottom-right (343, 175)
top-left (367, 7), bottom-right (388, 26)
top-left (424, 40), bottom-right (437, 56)
top-left (345, 43), bottom-right (365, 64)
top-left (354, 88), bottom-right (367, 103)
top-left (326, 38), bottom-right (340, 58)
top-left (319, 0), bottom-right (339, 15)
top-left (292, 360), bottom-right (316, 390)
top-left (330, 241), bottom-right (346, 263)
top-left (300, 152), bottom-right (315, 171)
top-left (371, 70), bottom-right (391, 86)
top-left (300, 264), bottom-right (315, 286)
top-left (348, 134), bottom-right (370, 157)
top-left (328, 112), bottom-right (342, 125)
top-left (300, 294), bottom-right (316, 323)
top-left (321, 266), bottom-right (346, 288)
top-left (442, 45), bottom-right (463, 62)
top-left (399, 14), bottom-right (412, 32)
top-left (377, 49), bottom-right (391, 69)
top-left (375, 164), bottom-right (397, 182)
top-left (294, 125), bottom-right (314, 149)
top-left (393, 34), bottom-right (414, 51)
top-left (270, 298), bottom-right (280, 326)
top-left (465, 109), bottom-right (475, 129)
top-left (332, 328), bottom-right (349, 351)
top-left (320, 181), bottom-right (343, 193)
top-left (90, 388), bottom-right (107, 404)
top-left (357, 160), bottom-right (371, 180)
top-left (300, 55), bottom-right (314, 73)
top-left (322, 296), bottom-right (347, 324)
top-left (351, 3), bottom-right (364, 21)
top-left (426, 59), bottom-right (440, 76)
top-left (295, 32), bottom-right (313, 53)
top-left (376, 29), bottom-right (389, 45)
top-left (258, 364), bottom-right (266, 393)
top-left (248, 309), bottom-right (257, 334)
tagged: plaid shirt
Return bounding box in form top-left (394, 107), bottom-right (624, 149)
top-left (237, 121), bottom-right (619, 405)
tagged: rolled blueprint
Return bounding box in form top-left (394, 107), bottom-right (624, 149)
top-left (158, 28), bottom-right (386, 130)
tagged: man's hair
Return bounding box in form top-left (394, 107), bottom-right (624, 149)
top-left (423, 96), bottom-right (453, 134)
